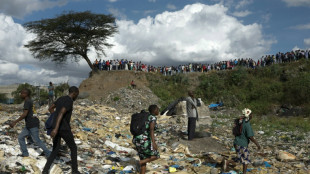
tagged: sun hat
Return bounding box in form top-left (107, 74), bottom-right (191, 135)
top-left (242, 108), bottom-right (252, 118)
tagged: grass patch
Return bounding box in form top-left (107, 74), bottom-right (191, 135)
top-left (113, 96), bottom-right (120, 101)
top-left (146, 73), bottom-right (191, 111)
top-left (251, 116), bottom-right (310, 135)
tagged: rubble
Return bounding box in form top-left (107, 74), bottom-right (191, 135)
top-left (0, 100), bottom-right (309, 174)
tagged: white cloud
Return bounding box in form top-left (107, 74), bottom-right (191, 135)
top-left (0, 60), bottom-right (19, 76)
top-left (235, 0), bottom-right (253, 9)
top-left (167, 4), bottom-right (177, 10)
top-left (107, 3), bottom-right (275, 65)
top-left (261, 13), bottom-right (271, 23)
top-left (0, 0), bottom-right (67, 19)
top-left (108, 0), bottom-right (118, 2)
top-left (304, 38), bottom-right (310, 47)
top-left (292, 46), bottom-right (301, 51)
top-left (0, 14), bottom-right (89, 86)
top-left (232, 10), bottom-right (252, 17)
top-left (148, 0), bottom-right (156, 2)
top-left (144, 10), bottom-right (157, 15)
top-left (292, 23), bottom-right (310, 30)
top-left (212, 0), bottom-right (252, 9)
top-left (108, 8), bottom-right (127, 20)
top-left (282, 0), bottom-right (310, 7)
top-left (211, 0), bottom-right (234, 9)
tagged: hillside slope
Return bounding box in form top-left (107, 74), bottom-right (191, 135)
top-left (79, 71), bottom-right (150, 101)
top-left (79, 60), bottom-right (310, 116)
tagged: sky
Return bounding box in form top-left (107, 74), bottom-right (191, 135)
top-left (0, 0), bottom-right (309, 87)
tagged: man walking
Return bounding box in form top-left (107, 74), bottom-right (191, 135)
top-left (186, 91), bottom-right (198, 140)
top-left (9, 88), bottom-right (51, 158)
top-left (43, 86), bottom-right (80, 174)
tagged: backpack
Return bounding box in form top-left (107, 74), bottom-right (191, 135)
top-left (232, 118), bottom-right (243, 136)
top-left (45, 112), bottom-right (56, 135)
top-left (130, 110), bottom-right (149, 136)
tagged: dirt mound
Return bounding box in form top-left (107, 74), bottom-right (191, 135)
top-left (79, 71), bottom-right (160, 114)
top-left (79, 71), bottom-right (150, 101)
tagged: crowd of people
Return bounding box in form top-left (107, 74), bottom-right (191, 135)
top-left (93, 49), bottom-right (310, 75)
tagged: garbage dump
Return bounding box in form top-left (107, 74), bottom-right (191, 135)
top-left (0, 99), bottom-right (309, 174)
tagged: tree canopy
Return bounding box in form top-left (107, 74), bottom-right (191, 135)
top-left (0, 93), bottom-right (8, 104)
top-left (24, 11), bottom-right (117, 71)
top-left (54, 82), bottom-right (70, 99)
top-left (11, 83), bottom-right (50, 104)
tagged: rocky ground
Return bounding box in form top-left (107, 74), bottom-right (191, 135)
top-left (0, 99), bottom-right (309, 174)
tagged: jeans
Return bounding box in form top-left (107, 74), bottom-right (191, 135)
top-left (18, 127), bottom-right (51, 157)
top-left (43, 131), bottom-right (78, 173)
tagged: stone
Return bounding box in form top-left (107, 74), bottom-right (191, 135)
top-left (277, 151), bottom-right (296, 161)
top-left (210, 167), bottom-right (218, 174)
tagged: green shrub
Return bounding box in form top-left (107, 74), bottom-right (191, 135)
top-left (0, 93), bottom-right (8, 103)
top-left (113, 96), bottom-right (120, 101)
top-left (147, 60), bottom-right (310, 116)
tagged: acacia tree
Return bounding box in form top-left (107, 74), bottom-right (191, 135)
top-left (24, 11), bottom-right (117, 71)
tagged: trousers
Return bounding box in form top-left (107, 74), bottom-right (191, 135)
top-left (188, 117), bottom-right (196, 140)
top-left (43, 130), bottom-right (78, 173)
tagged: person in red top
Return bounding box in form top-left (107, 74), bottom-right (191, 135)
top-left (106, 60), bottom-right (110, 71)
top-left (131, 80), bottom-right (137, 89)
top-left (202, 65), bottom-right (206, 72)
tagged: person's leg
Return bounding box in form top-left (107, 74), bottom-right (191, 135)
top-left (27, 136), bottom-right (34, 145)
top-left (187, 117), bottom-right (191, 140)
top-left (139, 156), bottom-right (158, 165)
top-left (43, 134), bottom-right (61, 173)
top-left (60, 131), bottom-right (78, 173)
top-left (140, 164), bottom-right (146, 174)
top-left (29, 127), bottom-right (51, 157)
top-left (18, 127), bottom-right (30, 156)
top-left (48, 95), bottom-right (52, 106)
top-left (243, 164), bottom-right (248, 174)
top-left (188, 117), bottom-right (196, 140)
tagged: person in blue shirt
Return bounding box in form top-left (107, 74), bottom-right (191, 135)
top-left (48, 82), bottom-right (54, 106)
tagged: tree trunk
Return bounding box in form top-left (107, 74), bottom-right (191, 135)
top-left (83, 55), bottom-right (95, 71)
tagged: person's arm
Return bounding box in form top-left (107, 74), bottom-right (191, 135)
top-left (150, 122), bottom-right (158, 150)
top-left (9, 109), bottom-right (28, 128)
top-left (50, 107), bottom-right (66, 138)
top-left (48, 104), bottom-right (56, 114)
top-left (249, 136), bottom-right (261, 150)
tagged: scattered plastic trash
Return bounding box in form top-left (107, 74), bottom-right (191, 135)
top-left (82, 127), bottom-right (92, 132)
top-left (169, 167), bottom-right (177, 173)
top-left (264, 161), bottom-right (271, 168)
top-left (258, 131), bottom-right (264, 135)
